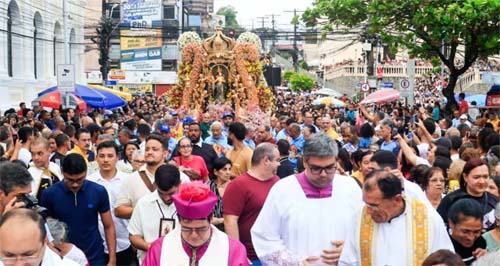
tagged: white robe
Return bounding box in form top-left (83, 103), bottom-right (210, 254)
top-left (339, 197), bottom-right (454, 266)
top-left (251, 174), bottom-right (363, 265)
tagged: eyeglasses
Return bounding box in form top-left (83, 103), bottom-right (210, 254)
top-left (1, 245), bottom-right (43, 265)
top-left (133, 160), bottom-right (146, 164)
top-left (179, 145), bottom-right (192, 149)
top-left (307, 162), bottom-right (337, 175)
top-left (181, 226), bottom-right (210, 234)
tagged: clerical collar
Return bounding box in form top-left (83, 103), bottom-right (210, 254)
top-left (296, 172), bottom-right (332, 198)
top-left (388, 198), bottom-right (406, 224)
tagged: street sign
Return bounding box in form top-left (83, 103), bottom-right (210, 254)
top-left (400, 79), bottom-right (410, 89)
top-left (380, 82), bottom-right (394, 89)
top-left (57, 64), bottom-right (75, 92)
top-left (361, 83), bottom-right (370, 92)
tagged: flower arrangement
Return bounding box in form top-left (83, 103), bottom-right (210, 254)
top-left (237, 32), bottom-right (262, 51)
top-left (177, 31), bottom-right (202, 50)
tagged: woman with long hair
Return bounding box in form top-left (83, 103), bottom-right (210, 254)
top-left (117, 142), bottom-right (139, 173)
top-left (207, 157), bottom-right (232, 231)
top-left (437, 158), bottom-right (499, 231)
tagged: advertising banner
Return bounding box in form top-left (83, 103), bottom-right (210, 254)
top-left (121, 0), bottom-right (163, 28)
top-left (120, 29), bottom-right (162, 71)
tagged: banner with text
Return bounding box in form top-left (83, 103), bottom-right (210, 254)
top-left (121, 0), bottom-right (163, 28)
top-left (120, 29), bottom-right (162, 71)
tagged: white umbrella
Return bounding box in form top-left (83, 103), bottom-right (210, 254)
top-left (311, 88), bottom-right (343, 98)
top-left (313, 97), bottom-right (346, 107)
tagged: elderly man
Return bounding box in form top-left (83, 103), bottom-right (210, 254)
top-left (143, 182), bottom-right (248, 265)
top-left (251, 133), bottom-right (363, 265)
top-left (0, 209), bottom-right (80, 266)
top-left (224, 143), bottom-right (281, 264)
top-left (204, 121), bottom-right (229, 152)
top-left (321, 116), bottom-right (340, 140)
top-left (29, 138), bottom-right (62, 201)
top-left (339, 170), bottom-right (453, 266)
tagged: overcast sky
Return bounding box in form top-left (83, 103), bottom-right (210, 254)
top-left (214, 0), bottom-right (314, 31)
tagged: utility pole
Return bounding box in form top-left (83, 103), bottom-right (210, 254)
top-left (284, 9), bottom-right (304, 72)
top-left (268, 14), bottom-right (280, 55)
top-left (63, 0), bottom-right (70, 64)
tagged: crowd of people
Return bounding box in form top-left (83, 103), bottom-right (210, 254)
top-left (0, 66), bottom-right (499, 266)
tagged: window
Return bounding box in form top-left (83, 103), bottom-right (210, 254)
top-left (164, 5), bottom-right (175, 19)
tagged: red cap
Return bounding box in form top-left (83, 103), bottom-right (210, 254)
top-left (172, 181), bottom-right (217, 220)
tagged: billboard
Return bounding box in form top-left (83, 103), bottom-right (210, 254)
top-left (121, 0), bottom-right (163, 28)
top-left (120, 29), bottom-right (162, 71)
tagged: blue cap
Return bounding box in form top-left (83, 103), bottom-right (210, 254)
top-left (222, 112), bottom-right (234, 119)
top-left (160, 124), bottom-right (170, 133)
top-left (183, 116), bottom-right (194, 124)
top-left (169, 110), bottom-right (178, 116)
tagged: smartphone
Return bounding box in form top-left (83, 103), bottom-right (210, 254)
top-left (391, 128), bottom-right (399, 139)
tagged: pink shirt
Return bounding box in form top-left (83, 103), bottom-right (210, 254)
top-left (296, 171), bottom-right (333, 198)
top-left (142, 232), bottom-right (248, 266)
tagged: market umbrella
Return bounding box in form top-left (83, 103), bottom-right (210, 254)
top-left (360, 89), bottom-right (400, 105)
top-left (313, 97), bottom-right (346, 107)
top-left (32, 91), bottom-right (87, 110)
top-left (39, 84), bottom-right (126, 109)
top-left (88, 84), bottom-right (132, 102)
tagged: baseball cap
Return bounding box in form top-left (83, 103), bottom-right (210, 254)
top-left (222, 112), bottom-right (234, 119)
top-left (159, 124), bottom-right (170, 133)
top-left (460, 114), bottom-right (468, 120)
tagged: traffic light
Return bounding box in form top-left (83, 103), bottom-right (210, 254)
top-left (228, 29), bottom-right (235, 38)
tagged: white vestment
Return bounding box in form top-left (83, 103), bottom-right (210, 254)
top-left (251, 174), bottom-right (363, 265)
top-left (160, 225), bottom-right (229, 266)
top-left (339, 196), bottom-right (454, 266)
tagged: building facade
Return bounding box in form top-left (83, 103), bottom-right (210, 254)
top-left (0, 0), bottom-right (86, 112)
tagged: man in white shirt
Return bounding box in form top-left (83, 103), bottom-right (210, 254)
top-left (114, 134), bottom-right (170, 219)
top-left (128, 164), bottom-right (181, 264)
top-left (87, 141), bottom-right (135, 265)
top-left (339, 170), bottom-right (454, 266)
top-left (0, 209), bottom-right (80, 266)
top-left (28, 138), bottom-right (62, 201)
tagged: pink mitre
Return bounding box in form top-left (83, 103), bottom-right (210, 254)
top-left (172, 181), bottom-right (218, 220)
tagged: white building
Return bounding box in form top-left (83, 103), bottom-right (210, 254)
top-left (0, 0), bottom-right (85, 112)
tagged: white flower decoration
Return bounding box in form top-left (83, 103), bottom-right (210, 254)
top-left (237, 32), bottom-right (262, 50)
top-left (177, 31), bottom-right (202, 50)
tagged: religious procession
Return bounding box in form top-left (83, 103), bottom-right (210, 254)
top-left (1, 0), bottom-right (500, 266)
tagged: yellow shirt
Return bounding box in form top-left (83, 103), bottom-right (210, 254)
top-left (487, 118), bottom-right (499, 131)
top-left (68, 145), bottom-right (89, 164)
top-left (325, 127), bottom-right (340, 140)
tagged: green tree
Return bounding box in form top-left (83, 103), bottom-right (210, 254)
top-left (282, 70), bottom-right (295, 81)
top-left (290, 73), bottom-right (315, 91)
top-left (302, 0), bottom-right (500, 111)
top-left (216, 6), bottom-right (241, 30)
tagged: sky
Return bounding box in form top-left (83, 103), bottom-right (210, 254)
top-left (213, 0), bottom-right (314, 31)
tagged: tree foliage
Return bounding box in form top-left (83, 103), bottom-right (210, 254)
top-left (303, 0), bottom-right (500, 111)
top-left (282, 70), bottom-right (295, 81)
top-left (216, 6), bottom-right (242, 30)
top-left (289, 73), bottom-right (315, 91)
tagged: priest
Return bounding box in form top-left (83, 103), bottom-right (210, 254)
top-left (339, 170), bottom-right (454, 266)
top-left (251, 133), bottom-right (363, 265)
top-left (142, 181), bottom-right (248, 266)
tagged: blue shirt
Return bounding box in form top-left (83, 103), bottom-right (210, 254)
top-left (204, 135), bottom-right (229, 149)
top-left (275, 129), bottom-right (289, 141)
top-left (40, 180), bottom-right (110, 265)
top-left (289, 134), bottom-right (305, 169)
top-left (380, 140), bottom-right (400, 156)
top-left (167, 138), bottom-right (178, 160)
top-left (243, 138), bottom-right (256, 150)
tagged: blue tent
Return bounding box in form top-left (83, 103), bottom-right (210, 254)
top-left (465, 94), bottom-right (486, 107)
top-left (39, 84), bottom-right (126, 109)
